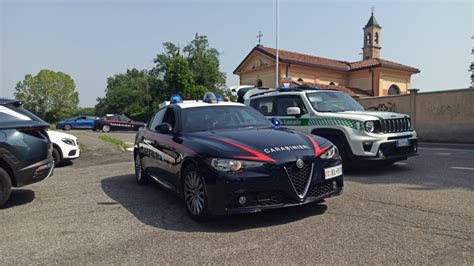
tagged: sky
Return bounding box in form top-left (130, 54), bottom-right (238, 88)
top-left (1, 0), bottom-right (473, 107)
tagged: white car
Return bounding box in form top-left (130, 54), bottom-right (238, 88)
top-left (47, 130), bottom-right (80, 166)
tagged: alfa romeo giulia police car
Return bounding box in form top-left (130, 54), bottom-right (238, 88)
top-left (134, 93), bottom-right (343, 221)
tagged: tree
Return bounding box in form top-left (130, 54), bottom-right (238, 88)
top-left (95, 69), bottom-right (154, 121)
top-left (151, 34), bottom-right (226, 99)
top-left (183, 34), bottom-right (226, 90)
top-left (14, 70), bottom-right (79, 122)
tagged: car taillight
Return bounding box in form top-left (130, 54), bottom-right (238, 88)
top-left (20, 127), bottom-right (49, 140)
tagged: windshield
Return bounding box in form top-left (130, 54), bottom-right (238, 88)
top-left (306, 91), bottom-right (365, 112)
top-left (181, 106), bottom-right (272, 132)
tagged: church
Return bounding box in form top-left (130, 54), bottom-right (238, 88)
top-left (233, 12), bottom-right (420, 97)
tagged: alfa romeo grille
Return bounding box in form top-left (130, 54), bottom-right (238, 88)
top-left (308, 180), bottom-right (336, 198)
top-left (284, 161), bottom-right (312, 197)
top-left (382, 118), bottom-right (411, 133)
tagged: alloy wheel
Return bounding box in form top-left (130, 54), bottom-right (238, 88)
top-left (184, 172), bottom-right (205, 215)
top-left (135, 154), bottom-right (142, 181)
top-left (102, 125), bottom-right (110, 132)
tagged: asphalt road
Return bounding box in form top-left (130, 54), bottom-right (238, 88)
top-left (1, 130), bottom-right (472, 264)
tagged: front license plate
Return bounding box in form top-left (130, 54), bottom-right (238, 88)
top-left (396, 138), bottom-right (410, 147)
top-left (324, 164), bottom-right (343, 180)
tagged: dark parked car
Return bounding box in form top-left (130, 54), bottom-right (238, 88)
top-left (93, 114), bottom-right (145, 132)
top-left (56, 115), bottom-right (100, 130)
top-left (134, 94), bottom-right (343, 221)
top-left (0, 99), bottom-right (54, 207)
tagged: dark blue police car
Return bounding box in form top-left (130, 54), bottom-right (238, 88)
top-left (134, 93), bottom-right (343, 221)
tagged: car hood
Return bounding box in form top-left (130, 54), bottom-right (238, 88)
top-left (326, 111), bottom-right (409, 121)
top-left (188, 127), bottom-right (332, 163)
top-left (47, 130), bottom-right (77, 141)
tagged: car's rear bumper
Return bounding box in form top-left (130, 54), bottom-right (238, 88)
top-left (15, 157), bottom-right (54, 187)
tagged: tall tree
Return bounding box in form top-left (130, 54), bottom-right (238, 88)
top-left (14, 70), bottom-right (79, 122)
top-left (184, 33), bottom-right (226, 89)
top-left (95, 69), bottom-right (154, 121)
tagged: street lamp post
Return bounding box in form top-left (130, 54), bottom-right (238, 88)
top-left (276, 0), bottom-right (279, 88)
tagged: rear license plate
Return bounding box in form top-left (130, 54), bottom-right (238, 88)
top-left (324, 164), bottom-right (343, 180)
top-left (396, 138), bottom-right (410, 147)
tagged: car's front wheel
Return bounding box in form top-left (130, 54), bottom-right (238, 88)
top-left (52, 147), bottom-right (61, 167)
top-left (135, 153), bottom-right (151, 185)
top-left (0, 168), bottom-right (12, 208)
top-left (102, 125), bottom-right (111, 133)
top-left (182, 165), bottom-right (210, 221)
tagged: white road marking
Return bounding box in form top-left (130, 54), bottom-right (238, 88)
top-left (436, 152), bottom-right (451, 156)
top-left (418, 147), bottom-right (474, 152)
top-left (394, 162), bottom-right (407, 165)
top-left (450, 167), bottom-right (474, 171)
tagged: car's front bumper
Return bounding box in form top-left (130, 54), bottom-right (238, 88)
top-left (201, 158), bottom-right (344, 215)
top-left (353, 138), bottom-right (418, 162)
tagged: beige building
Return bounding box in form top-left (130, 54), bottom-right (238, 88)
top-left (233, 13), bottom-right (420, 97)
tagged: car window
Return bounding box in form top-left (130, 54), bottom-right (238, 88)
top-left (306, 91), bottom-right (365, 112)
top-left (118, 115), bottom-right (130, 122)
top-left (181, 106), bottom-right (271, 132)
top-left (162, 108), bottom-right (176, 129)
top-left (77, 116), bottom-right (86, 120)
top-left (149, 108), bottom-right (166, 130)
top-left (275, 96), bottom-right (307, 116)
top-left (0, 106), bottom-right (32, 122)
top-left (86, 116), bottom-right (98, 120)
top-left (250, 97), bottom-right (274, 116)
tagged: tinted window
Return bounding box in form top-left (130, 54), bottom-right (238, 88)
top-left (275, 96), bottom-right (307, 116)
top-left (250, 97), bottom-right (274, 116)
top-left (162, 109), bottom-right (176, 129)
top-left (181, 106), bottom-right (271, 132)
top-left (307, 92), bottom-right (364, 112)
top-left (149, 108), bottom-right (166, 130)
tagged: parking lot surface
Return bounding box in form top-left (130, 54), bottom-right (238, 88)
top-left (1, 130), bottom-right (473, 264)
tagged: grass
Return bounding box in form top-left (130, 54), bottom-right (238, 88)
top-left (79, 142), bottom-right (86, 151)
top-left (49, 124), bottom-right (57, 130)
top-left (98, 135), bottom-right (131, 150)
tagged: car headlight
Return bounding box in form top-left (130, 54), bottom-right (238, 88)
top-left (210, 158), bottom-right (264, 172)
top-left (365, 121), bottom-right (375, 133)
top-left (61, 138), bottom-right (76, 146)
top-left (320, 146), bottom-right (337, 160)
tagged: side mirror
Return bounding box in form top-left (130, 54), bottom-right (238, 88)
top-left (155, 123), bottom-right (172, 133)
top-left (287, 107), bottom-right (301, 116)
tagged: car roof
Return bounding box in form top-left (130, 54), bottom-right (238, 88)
top-left (247, 88), bottom-right (343, 99)
top-left (160, 100), bottom-right (245, 109)
top-left (0, 98), bottom-right (21, 105)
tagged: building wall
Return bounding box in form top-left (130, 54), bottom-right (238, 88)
top-left (378, 69), bottom-right (411, 95)
top-left (349, 70), bottom-right (372, 93)
top-left (358, 88), bottom-right (474, 143)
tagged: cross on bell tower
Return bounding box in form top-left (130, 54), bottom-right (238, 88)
top-left (256, 31), bottom-right (263, 46)
top-left (362, 7), bottom-right (382, 60)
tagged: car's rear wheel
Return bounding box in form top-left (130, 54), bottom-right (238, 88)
top-left (63, 124), bottom-right (72, 131)
top-left (135, 153), bottom-right (151, 185)
top-left (183, 165), bottom-right (210, 221)
top-left (0, 168), bottom-right (12, 208)
top-left (102, 125), bottom-right (111, 133)
top-left (52, 147), bottom-right (61, 167)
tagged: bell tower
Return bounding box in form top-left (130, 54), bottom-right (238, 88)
top-left (362, 8), bottom-right (381, 60)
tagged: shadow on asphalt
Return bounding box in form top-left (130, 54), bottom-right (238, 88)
top-left (345, 164), bottom-right (474, 191)
top-left (101, 174), bottom-right (327, 232)
top-left (1, 189), bottom-right (35, 209)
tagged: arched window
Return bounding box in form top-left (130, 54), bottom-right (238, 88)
top-left (329, 82), bottom-right (335, 85)
top-left (366, 33), bottom-right (372, 45)
top-left (297, 78), bottom-right (304, 82)
top-left (388, 85), bottom-right (401, 95)
top-left (374, 32), bottom-right (379, 44)
top-left (256, 79), bottom-right (263, 88)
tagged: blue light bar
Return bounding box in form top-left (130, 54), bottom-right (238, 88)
top-left (170, 94), bottom-right (183, 104)
top-left (203, 92), bottom-right (218, 103)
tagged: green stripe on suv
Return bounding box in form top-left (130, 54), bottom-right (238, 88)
top-left (280, 117), bottom-right (363, 130)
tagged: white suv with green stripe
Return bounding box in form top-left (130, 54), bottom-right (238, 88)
top-left (245, 87), bottom-right (418, 165)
